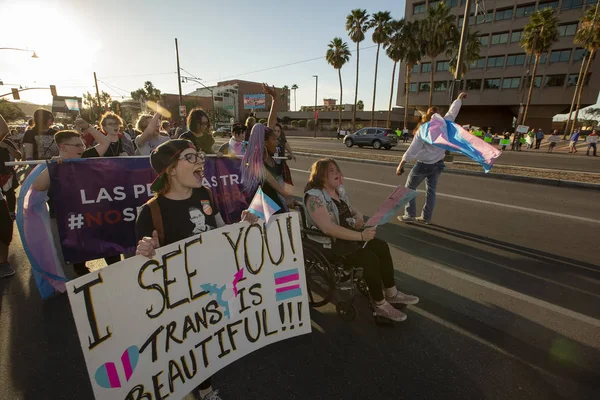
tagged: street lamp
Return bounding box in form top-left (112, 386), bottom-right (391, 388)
top-left (0, 48), bottom-right (38, 58)
top-left (313, 75), bottom-right (318, 138)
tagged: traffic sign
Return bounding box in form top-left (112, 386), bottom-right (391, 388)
top-left (179, 105), bottom-right (187, 117)
top-left (314, 110), bottom-right (319, 120)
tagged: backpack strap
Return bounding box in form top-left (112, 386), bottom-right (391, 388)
top-left (147, 197), bottom-right (164, 247)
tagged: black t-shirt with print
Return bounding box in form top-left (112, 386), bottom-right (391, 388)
top-left (22, 128), bottom-right (58, 159)
top-left (136, 187), bottom-right (219, 245)
top-left (81, 138), bottom-right (127, 158)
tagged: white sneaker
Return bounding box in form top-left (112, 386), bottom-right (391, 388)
top-left (415, 217), bottom-right (432, 225)
top-left (386, 291), bottom-right (419, 305)
top-left (373, 300), bottom-right (407, 322)
top-left (398, 215), bottom-right (416, 222)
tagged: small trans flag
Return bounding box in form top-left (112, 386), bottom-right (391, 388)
top-left (248, 186), bottom-right (280, 223)
top-left (274, 268), bottom-right (302, 301)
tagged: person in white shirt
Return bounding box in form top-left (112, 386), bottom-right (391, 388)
top-left (134, 113), bottom-right (169, 156)
top-left (395, 92), bottom-right (467, 224)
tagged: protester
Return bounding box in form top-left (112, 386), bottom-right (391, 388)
top-left (81, 112), bottom-right (133, 158)
top-left (125, 123), bottom-right (136, 138)
top-left (525, 129), bottom-right (534, 150)
top-left (304, 158), bottom-right (419, 323)
top-left (569, 129), bottom-right (581, 153)
top-left (179, 109), bottom-right (215, 153)
top-left (134, 113), bottom-right (169, 156)
top-left (548, 130), bottom-right (560, 153)
top-left (217, 123), bottom-right (247, 156)
top-left (402, 127), bottom-right (409, 143)
top-left (0, 114), bottom-right (14, 278)
top-left (244, 116), bottom-right (256, 142)
top-left (586, 129), bottom-right (598, 157)
top-left (159, 120), bottom-right (170, 137)
top-left (501, 131), bottom-right (511, 151)
top-left (395, 127), bottom-right (402, 140)
top-left (0, 137), bottom-right (22, 218)
top-left (241, 123), bottom-right (291, 212)
top-left (395, 92), bottom-right (467, 224)
top-left (22, 109), bottom-right (59, 160)
top-left (135, 139), bottom-right (256, 400)
top-left (535, 128), bottom-right (544, 149)
top-left (274, 123), bottom-right (295, 185)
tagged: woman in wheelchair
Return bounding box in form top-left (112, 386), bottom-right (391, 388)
top-left (304, 158), bottom-right (418, 323)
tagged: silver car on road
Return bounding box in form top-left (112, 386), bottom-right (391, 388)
top-left (343, 127), bottom-right (398, 150)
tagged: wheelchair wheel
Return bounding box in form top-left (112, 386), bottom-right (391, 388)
top-left (336, 301), bottom-right (357, 321)
top-left (303, 243), bottom-right (335, 308)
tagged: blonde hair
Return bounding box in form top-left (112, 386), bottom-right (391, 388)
top-left (245, 116), bottom-right (256, 128)
top-left (136, 114), bottom-right (153, 132)
top-left (99, 112), bottom-right (124, 130)
top-left (414, 106), bottom-right (439, 134)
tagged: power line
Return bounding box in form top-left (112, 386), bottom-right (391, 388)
top-left (100, 72), bottom-right (177, 79)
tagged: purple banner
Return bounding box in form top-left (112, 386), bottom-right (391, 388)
top-left (48, 157), bottom-right (249, 263)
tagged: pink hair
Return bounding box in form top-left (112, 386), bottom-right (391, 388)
top-left (241, 123), bottom-right (267, 192)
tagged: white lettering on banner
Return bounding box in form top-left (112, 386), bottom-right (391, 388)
top-left (67, 213), bottom-right (310, 400)
top-left (201, 174), bottom-right (243, 188)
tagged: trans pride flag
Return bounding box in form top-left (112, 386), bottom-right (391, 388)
top-left (248, 186), bottom-right (281, 223)
top-left (16, 165), bottom-right (68, 299)
top-left (421, 114), bottom-right (502, 172)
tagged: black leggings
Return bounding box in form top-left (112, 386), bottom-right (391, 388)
top-left (347, 238), bottom-right (396, 302)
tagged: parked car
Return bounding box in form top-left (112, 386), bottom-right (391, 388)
top-left (343, 127), bottom-right (398, 149)
top-left (213, 126), bottom-right (231, 137)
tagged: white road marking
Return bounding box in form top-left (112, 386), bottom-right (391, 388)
top-left (394, 265), bottom-right (600, 328)
top-left (289, 168), bottom-right (600, 225)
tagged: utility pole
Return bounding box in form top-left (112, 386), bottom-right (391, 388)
top-left (93, 72), bottom-right (102, 120)
top-left (450, 0), bottom-right (473, 103)
top-left (175, 38), bottom-right (184, 127)
top-left (313, 75), bottom-right (318, 138)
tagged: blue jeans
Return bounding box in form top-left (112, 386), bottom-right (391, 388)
top-left (404, 161), bottom-right (445, 221)
top-left (587, 143), bottom-right (597, 156)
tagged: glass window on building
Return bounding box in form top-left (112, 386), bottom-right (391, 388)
top-left (437, 60), bottom-right (450, 71)
top-left (567, 73), bottom-right (591, 86)
top-left (411, 64), bottom-right (420, 74)
top-left (511, 30), bottom-right (523, 43)
top-left (469, 58), bottom-right (486, 69)
top-left (544, 74), bottom-right (566, 87)
top-left (526, 75), bottom-right (543, 88)
top-left (444, 0), bottom-right (459, 7)
top-left (507, 53), bottom-right (526, 66)
top-left (430, 0), bottom-right (440, 8)
top-left (476, 12), bottom-right (493, 24)
top-left (484, 79), bottom-right (501, 89)
top-left (491, 32), bottom-right (510, 45)
top-left (549, 49), bottom-right (572, 63)
top-left (502, 77), bottom-right (521, 89)
top-left (434, 81), bottom-right (448, 91)
top-left (487, 55), bottom-right (505, 68)
top-left (529, 53), bottom-right (547, 64)
top-left (479, 34), bottom-right (489, 46)
top-left (419, 82), bottom-right (431, 91)
top-left (538, 1), bottom-right (559, 10)
top-left (466, 79), bottom-right (482, 90)
top-left (516, 3), bottom-right (536, 17)
top-left (561, 0), bottom-right (583, 10)
top-left (458, 15), bottom-right (464, 27)
top-left (409, 82), bottom-right (418, 92)
top-left (421, 62), bottom-right (432, 72)
top-left (414, 2), bottom-right (426, 14)
top-left (573, 48), bottom-right (587, 61)
top-left (558, 23), bottom-right (578, 37)
top-left (495, 7), bottom-right (513, 21)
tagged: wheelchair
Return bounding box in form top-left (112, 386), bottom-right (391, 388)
top-left (293, 202), bottom-right (402, 323)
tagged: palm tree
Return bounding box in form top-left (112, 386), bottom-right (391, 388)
top-left (369, 11), bottom-right (392, 127)
top-left (326, 38), bottom-right (352, 133)
top-left (520, 8), bottom-right (559, 124)
top-left (346, 8), bottom-right (370, 130)
top-left (400, 20), bottom-right (422, 130)
top-left (448, 29), bottom-right (481, 91)
top-left (280, 85), bottom-right (289, 108)
top-left (291, 84), bottom-right (299, 111)
top-left (420, 3), bottom-right (458, 107)
top-left (384, 19), bottom-right (405, 128)
top-left (569, 5), bottom-right (600, 135)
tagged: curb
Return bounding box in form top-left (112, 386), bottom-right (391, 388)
top-left (294, 151), bottom-right (600, 191)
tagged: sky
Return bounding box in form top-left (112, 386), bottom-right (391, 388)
top-left (0, 0), bottom-right (597, 119)
top-left (0, 0), bottom-right (404, 112)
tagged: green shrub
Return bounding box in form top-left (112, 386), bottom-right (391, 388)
top-left (356, 124), bottom-right (364, 129)
top-left (291, 120), bottom-right (299, 127)
top-left (299, 120), bottom-right (307, 128)
top-left (307, 119), bottom-right (316, 131)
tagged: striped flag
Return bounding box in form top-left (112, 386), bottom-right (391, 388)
top-left (421, 114), bottom-right (502, 172)
top-left (274, 268), bottom-right (302, 301)
top-left (248, 186), bottom-right (280, 223)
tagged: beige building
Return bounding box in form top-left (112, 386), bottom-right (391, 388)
top-left (399, 0), bottom-right (599, 132)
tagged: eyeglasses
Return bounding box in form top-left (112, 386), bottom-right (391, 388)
top-left (179, 152), bottom-right (206, 164)
top-left (105, 122), bottom-right (122, 128)
top-left (63, 143), bottom-right (85, 149)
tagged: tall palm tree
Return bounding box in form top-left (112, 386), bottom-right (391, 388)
top-left (400, 20), bottom-right (422, 130)
top-left (570, 5), bottom-right (600, 135)
top-left (291, 84), bottom-right (299, 111)
top-left (280, 85), bottom-right (289, 108)
top-left (520, 8), bottom-right (559, 124)
top-left (384, 19), bottom-right (405, 128)
top-left (448, 29), bottom-right (482, 91)
top-left (420, 3), bottom-right (458, 107)
top-left (346, 8), bottom-right (370, 130)
top-left (369, 11), bottom-right (392, 127)
top-left (326, 38), bottom-right (352, 132)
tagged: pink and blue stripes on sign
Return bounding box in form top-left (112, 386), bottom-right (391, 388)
top-left (274, 268), bottom-right (302, 301)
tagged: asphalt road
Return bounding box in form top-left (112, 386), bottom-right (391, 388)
top-left (1, 156), bottom-right (599, 400)
top-left (280, 137), bottom-right (600, 173)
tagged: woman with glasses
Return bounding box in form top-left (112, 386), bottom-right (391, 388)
top-left (82, 112), bottom-right (134, 158)
top-left (217, 123), bottom-right (247, 156)
top-left (135, 139), bottom-right (255, 400)
top-left (179, 108), bottom-right (215, 154)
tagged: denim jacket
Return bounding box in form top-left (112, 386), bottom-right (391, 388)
top-left (303, 186), bottom-right (352, 245)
